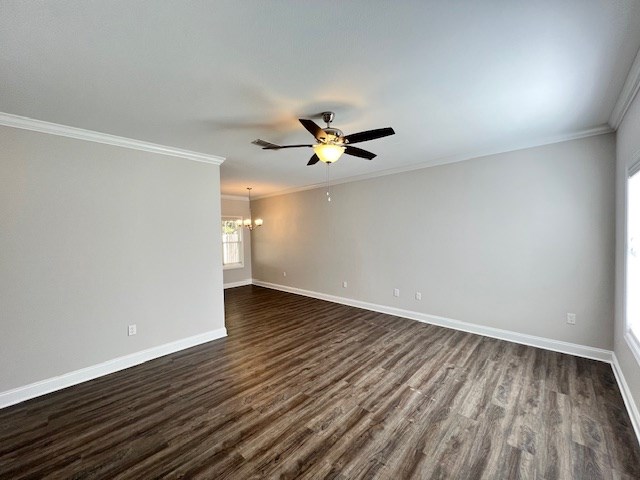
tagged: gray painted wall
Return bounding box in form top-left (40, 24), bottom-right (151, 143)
top-left (615, 90), bottom-right (640, 417)
top-left (0, 126), bottom-right (225, 392)
top-left (221, 197), bottom-right (252, 285)
top-left (252, 134), bottom-right (615, 350)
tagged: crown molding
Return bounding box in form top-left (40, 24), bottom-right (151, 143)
top-left (0, 112), bottom-right (225, 165)
top-left (221, 194), bottom-right (249, 201)
top-left (252, 124), bottom-right (613, 200)
top-left (610, 46), bottom-right (640, 130)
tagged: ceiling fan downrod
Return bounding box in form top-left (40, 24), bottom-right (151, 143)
top-left (322, 111), bottom-right (335, 128)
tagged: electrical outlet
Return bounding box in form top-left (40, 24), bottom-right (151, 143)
top-left (566, 313), bottom-right (576, 325)
top-left (393, 288), bottom-right (400, 297)
top-left (415, 292), bottom-right (422, 301)
top-left (283, 271), bottom-right (287, 277)
top-left (342, 281), bottom-right (348, 288)
top-left (128, 324), bottom-right (137, 336)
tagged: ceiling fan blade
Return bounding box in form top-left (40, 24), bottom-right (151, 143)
top-left (252, 139), bottom-right (281, 149)
top-left (299, 118), bottom-right (324, 140)
top-left (307, 154), bottom-right (320, 166)
top-left (343, 127), bottom-right (395, 144)
top-left (252, 139), bottom-right (312, 150)
top-left (269, 144), bottom-right (313, 150)
top-left (344, 145), bottom-right (376, 160)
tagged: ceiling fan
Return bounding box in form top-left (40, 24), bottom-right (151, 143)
top-left (252, 111), bottom-right (395, 166)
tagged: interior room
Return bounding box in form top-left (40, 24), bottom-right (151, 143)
top-left (1, 2), bottom-right (640, 478)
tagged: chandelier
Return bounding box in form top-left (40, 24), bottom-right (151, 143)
top-left (237, 187), bottom-right (263, 231)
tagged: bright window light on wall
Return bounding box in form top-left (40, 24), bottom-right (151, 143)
top-left (627, 167), bottom-right (640, 361)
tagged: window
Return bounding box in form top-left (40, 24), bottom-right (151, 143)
top-left (222, 217), bottom-right (243, 269)
top-left (627, 165), bottom-right (640, 362)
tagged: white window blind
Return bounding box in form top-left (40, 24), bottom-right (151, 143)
top-left (626, 167), bottom-right (640, 363)
top-left (222, 217), bottom-right (243, 268)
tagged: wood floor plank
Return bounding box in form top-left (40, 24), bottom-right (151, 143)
top-left (537, 389), bottom-right (574, 480)
top-left (0, 285), bottom-right (638, 479)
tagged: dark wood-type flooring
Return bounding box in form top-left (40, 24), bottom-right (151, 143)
top-left (1, 285), bottom-right (639, 479)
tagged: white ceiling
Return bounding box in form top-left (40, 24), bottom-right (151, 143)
top-left (2, 1), bottom-right (640, 197)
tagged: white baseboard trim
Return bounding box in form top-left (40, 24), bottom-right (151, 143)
top-left (0, 327), bottom-right (227, 409)
top-left (224, 279), bottom-right (253, 289)
top-left (252, 280), bottom-right (612, 362)
top-left (611, 353), bottom-right (640, 443)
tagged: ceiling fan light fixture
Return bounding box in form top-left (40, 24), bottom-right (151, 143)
top-left (313, 143), bottom-right (345, 163)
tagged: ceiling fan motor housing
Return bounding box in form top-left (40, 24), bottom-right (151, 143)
top-left (320, 127), bottom-right (345, 144)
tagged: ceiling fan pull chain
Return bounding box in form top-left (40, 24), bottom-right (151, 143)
top-left (326, 163), bottom-right (331, 202)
